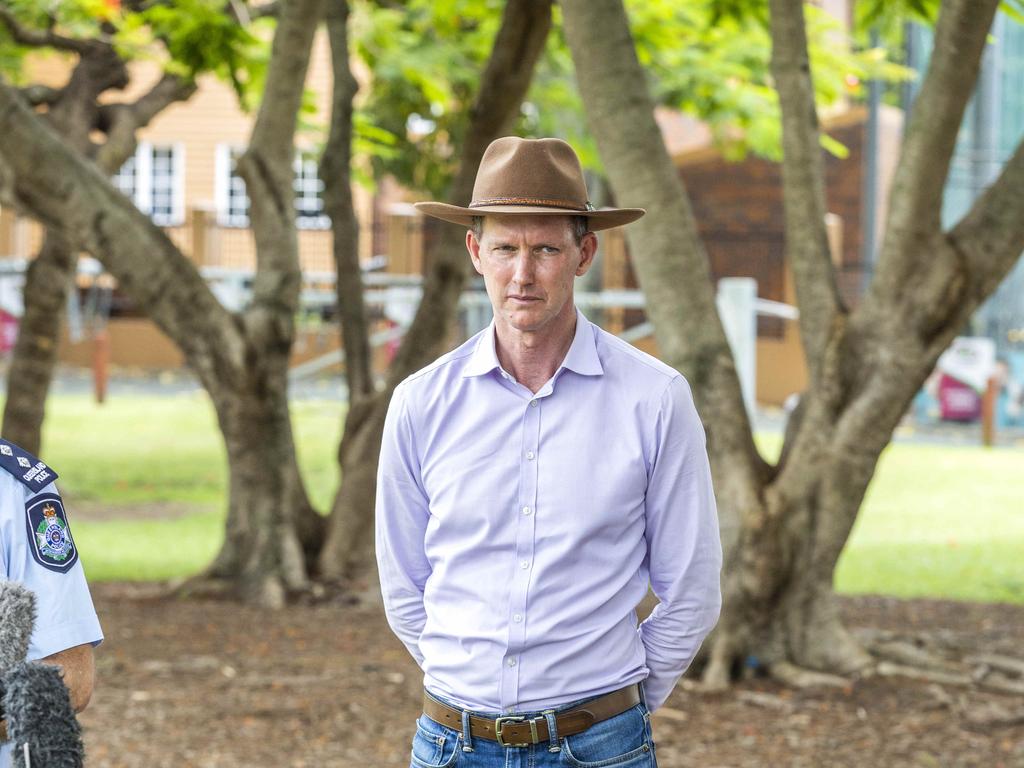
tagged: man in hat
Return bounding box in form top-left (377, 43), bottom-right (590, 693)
top-left (377, 137), bottom-right (721, 767)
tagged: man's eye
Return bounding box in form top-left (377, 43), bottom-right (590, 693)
top-left (539, 246), bottom-right (560, 255)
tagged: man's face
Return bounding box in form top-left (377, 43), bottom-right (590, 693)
top-left (467, 215), bottom-right (597, 337)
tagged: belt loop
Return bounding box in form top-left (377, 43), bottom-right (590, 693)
top-left (542, 709), bottom-right (560, 753)
top-left (461, 708), bottom-right (474, 752)
top-left (637, 681), bottom-right (648, 708)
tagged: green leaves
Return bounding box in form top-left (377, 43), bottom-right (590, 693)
top-left (1002, 0), bottom-right (1024, 25)
top-left (0, 0), bottom-right (108, 80)
top-left (354, 0), bottom-right (917, 194)
top-left (126, 0), bottom-right (270, 108)
top-left (0, 0), bottom-right (271, 108)
top-left (352, 0), bottom-right (504, 197)
top-left (624, 0), bottom-right (912, 161)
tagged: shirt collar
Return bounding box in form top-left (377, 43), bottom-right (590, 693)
top-left (462, 307), bottom-right (604, 378)
top-left (462, 321), bottom-right (502, 377)
top-left (560, 308), bottom-right (604, 376)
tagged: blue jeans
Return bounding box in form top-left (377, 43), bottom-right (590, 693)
top-left (410, 688), bottom-right (658, 768)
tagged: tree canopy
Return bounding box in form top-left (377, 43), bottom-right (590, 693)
top-left (354, 0), bottom-right (911, 197)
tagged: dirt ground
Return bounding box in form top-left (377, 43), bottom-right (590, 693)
top-left (77, 584), bottom-right (1024, 768)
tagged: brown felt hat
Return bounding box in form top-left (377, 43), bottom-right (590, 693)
top-left (414, 137), bottom-right (645, 231)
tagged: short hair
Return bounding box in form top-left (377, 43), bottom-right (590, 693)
top-left (469, 215), bottom-right (590, 246)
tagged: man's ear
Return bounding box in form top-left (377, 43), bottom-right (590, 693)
top-left (467, 229), bottom-right (484, 276)
top-left (575, 231), bottom-right (598, 277)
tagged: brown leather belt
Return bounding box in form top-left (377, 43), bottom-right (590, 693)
top-left (422, 684), bottom-right (641, 748)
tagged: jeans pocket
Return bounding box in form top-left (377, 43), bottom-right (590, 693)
top-left (410, 716), bottom-right (462, 768)
top-left (560, 705), bottom-right (654, 768)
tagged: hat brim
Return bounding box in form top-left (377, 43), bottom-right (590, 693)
top-left (413, 202), bottom-right (645, 232)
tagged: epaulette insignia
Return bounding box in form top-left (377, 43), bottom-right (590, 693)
top-left (0, 438), bottom-right (59, 490)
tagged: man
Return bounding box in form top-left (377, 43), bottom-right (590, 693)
top-left (377, 137), bottom-right (722, 767)
top-left (0, 439), bottom-right (102, 766)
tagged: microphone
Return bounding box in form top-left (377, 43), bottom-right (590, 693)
top-left (0, 581), bottom-right (36, 674)
top-left (0, 581), bottom-right (84, 767)
top-left (0, 580), bottom-right (36, 733)
top-left (3, 662), bottom-right (84, 768)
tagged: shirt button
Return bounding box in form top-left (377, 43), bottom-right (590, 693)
top-left (522, 506), bottom-right (532, 515)
top-left (529, 400), bottom-right (538, 408)
top-left (526, 450), bottom-right (535, 460)
top-left (507, 658), bottom-right (517, 667)
top-left (520, 560), bottom-right (530, 569)
top-left (513, 614), bottom-right (523, 623)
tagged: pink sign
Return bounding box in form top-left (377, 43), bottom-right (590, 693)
top-left (937, 373), bottom-right (981, 422)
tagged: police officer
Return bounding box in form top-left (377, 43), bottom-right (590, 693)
top-left (0, 438), bottom-right (103, 767)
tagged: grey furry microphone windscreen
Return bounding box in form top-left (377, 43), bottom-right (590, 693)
top-left (0, 581), bottom-right (36, 674)
top-left (4, 662), bottom-right (84, 768)
top-left (1, 580), bottom-right (84, 767)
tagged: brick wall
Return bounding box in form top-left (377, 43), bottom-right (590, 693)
top-left (677, 110), bottom-right (868, 316)
top-left (615, 110), bottom-right (870, 340)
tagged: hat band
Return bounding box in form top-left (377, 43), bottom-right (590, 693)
top-left (469, 196), bottom-right (596, 212)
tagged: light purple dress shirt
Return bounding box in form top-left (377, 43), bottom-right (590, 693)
top-left (375, 308), bottom-right (722, 713)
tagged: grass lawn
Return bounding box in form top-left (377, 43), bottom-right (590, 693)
top-left (834, 442), bottom-right (1024, 604)
top-left (35, 393), bottom-right (345, 582)
top-left (13, 393), bottom-right (1024, 603)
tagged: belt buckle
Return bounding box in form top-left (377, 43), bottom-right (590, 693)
top-left (494, 715), bottom-right (531, 748)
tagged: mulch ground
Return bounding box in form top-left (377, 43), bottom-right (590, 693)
top-left (78, 585), bottom-right (1024, 768)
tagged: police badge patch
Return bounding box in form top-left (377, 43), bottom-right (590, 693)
top-left (25, 493), bottom-right (79, 573)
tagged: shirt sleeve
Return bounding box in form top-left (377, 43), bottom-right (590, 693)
top-left (375, 383), bottom-right (431, 667)
top-left (2, 479), bottom-right (103, 662)
top-left (638, 376), bottom-right (723, 711)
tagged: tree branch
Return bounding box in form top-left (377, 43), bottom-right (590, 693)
top-left (870, 0), bottom-right (1000, 306)
top-left (237, 0), bottom-right (324, 335)
top-left (321, 1), bottom-right (374, 402)
top-left (767, 0), bottom-right (842, 380)
top-left (948, 136), bottom-right (1024, 304)
top-left (451, 0), bottom-right (554, 205)
top-left (0, 77), bottom-right (243, 387)
top-left (249, 1), bottom-right (281, 19)
top-left (386, 0), bottom-right (555, 383)
top-left (560, 0), bottom-right (766, 484)
top-left (0, 5), bottom-right (93, 54)
top-left (17, 84), bottom-right (61, 106)
top-left (94, 73), bottom-right (196, 172)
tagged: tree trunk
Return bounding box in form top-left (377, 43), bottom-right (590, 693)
top-left (1, 45), bottom-right (131, 454)
top-left (317, 0), bottom-right (555, 583)
top-left (200, 0), bottom-right (326, 600)
top-left (1, 232), bottom-right (76, 453)
top-left (0, 0), bottom-right (326, 605)
top-left (562, 0), bottom-right (1024, 685)
top-left (204, 373), bottom-right (309, 605)
top-left (321, 0), bottom-right (372, 405)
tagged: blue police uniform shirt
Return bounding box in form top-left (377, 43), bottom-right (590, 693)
top-left (0, 441), bottom-right (103, 767)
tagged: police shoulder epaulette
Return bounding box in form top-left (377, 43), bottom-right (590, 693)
top-left (0, 438), bottom-right (59, 490)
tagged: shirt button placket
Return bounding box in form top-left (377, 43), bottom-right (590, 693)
top-left (501, 395), bottom-right (541, 711)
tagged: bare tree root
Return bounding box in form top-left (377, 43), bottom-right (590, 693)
top-left (869, 639), bottom-right (962, 673)
top-left (736, 690), bottom-right (796, 711)
top-left (167, 571), bottom-right (312, 607)
top-left (700, 648), bottom-right (733, 692)
top-left (964, 653), bottom-right (1024, 678)
top-left (853, 628), bottom-right (1024, 728)
top-left (166, 573), bottom-right (239, 601)
top-left (875, 661), bottom-right (972, 686)
top-left (768, 661), bottom-right (850, 689)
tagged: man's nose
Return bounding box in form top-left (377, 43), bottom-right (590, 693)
top-left (511, 251), bottom-right (535, 284)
